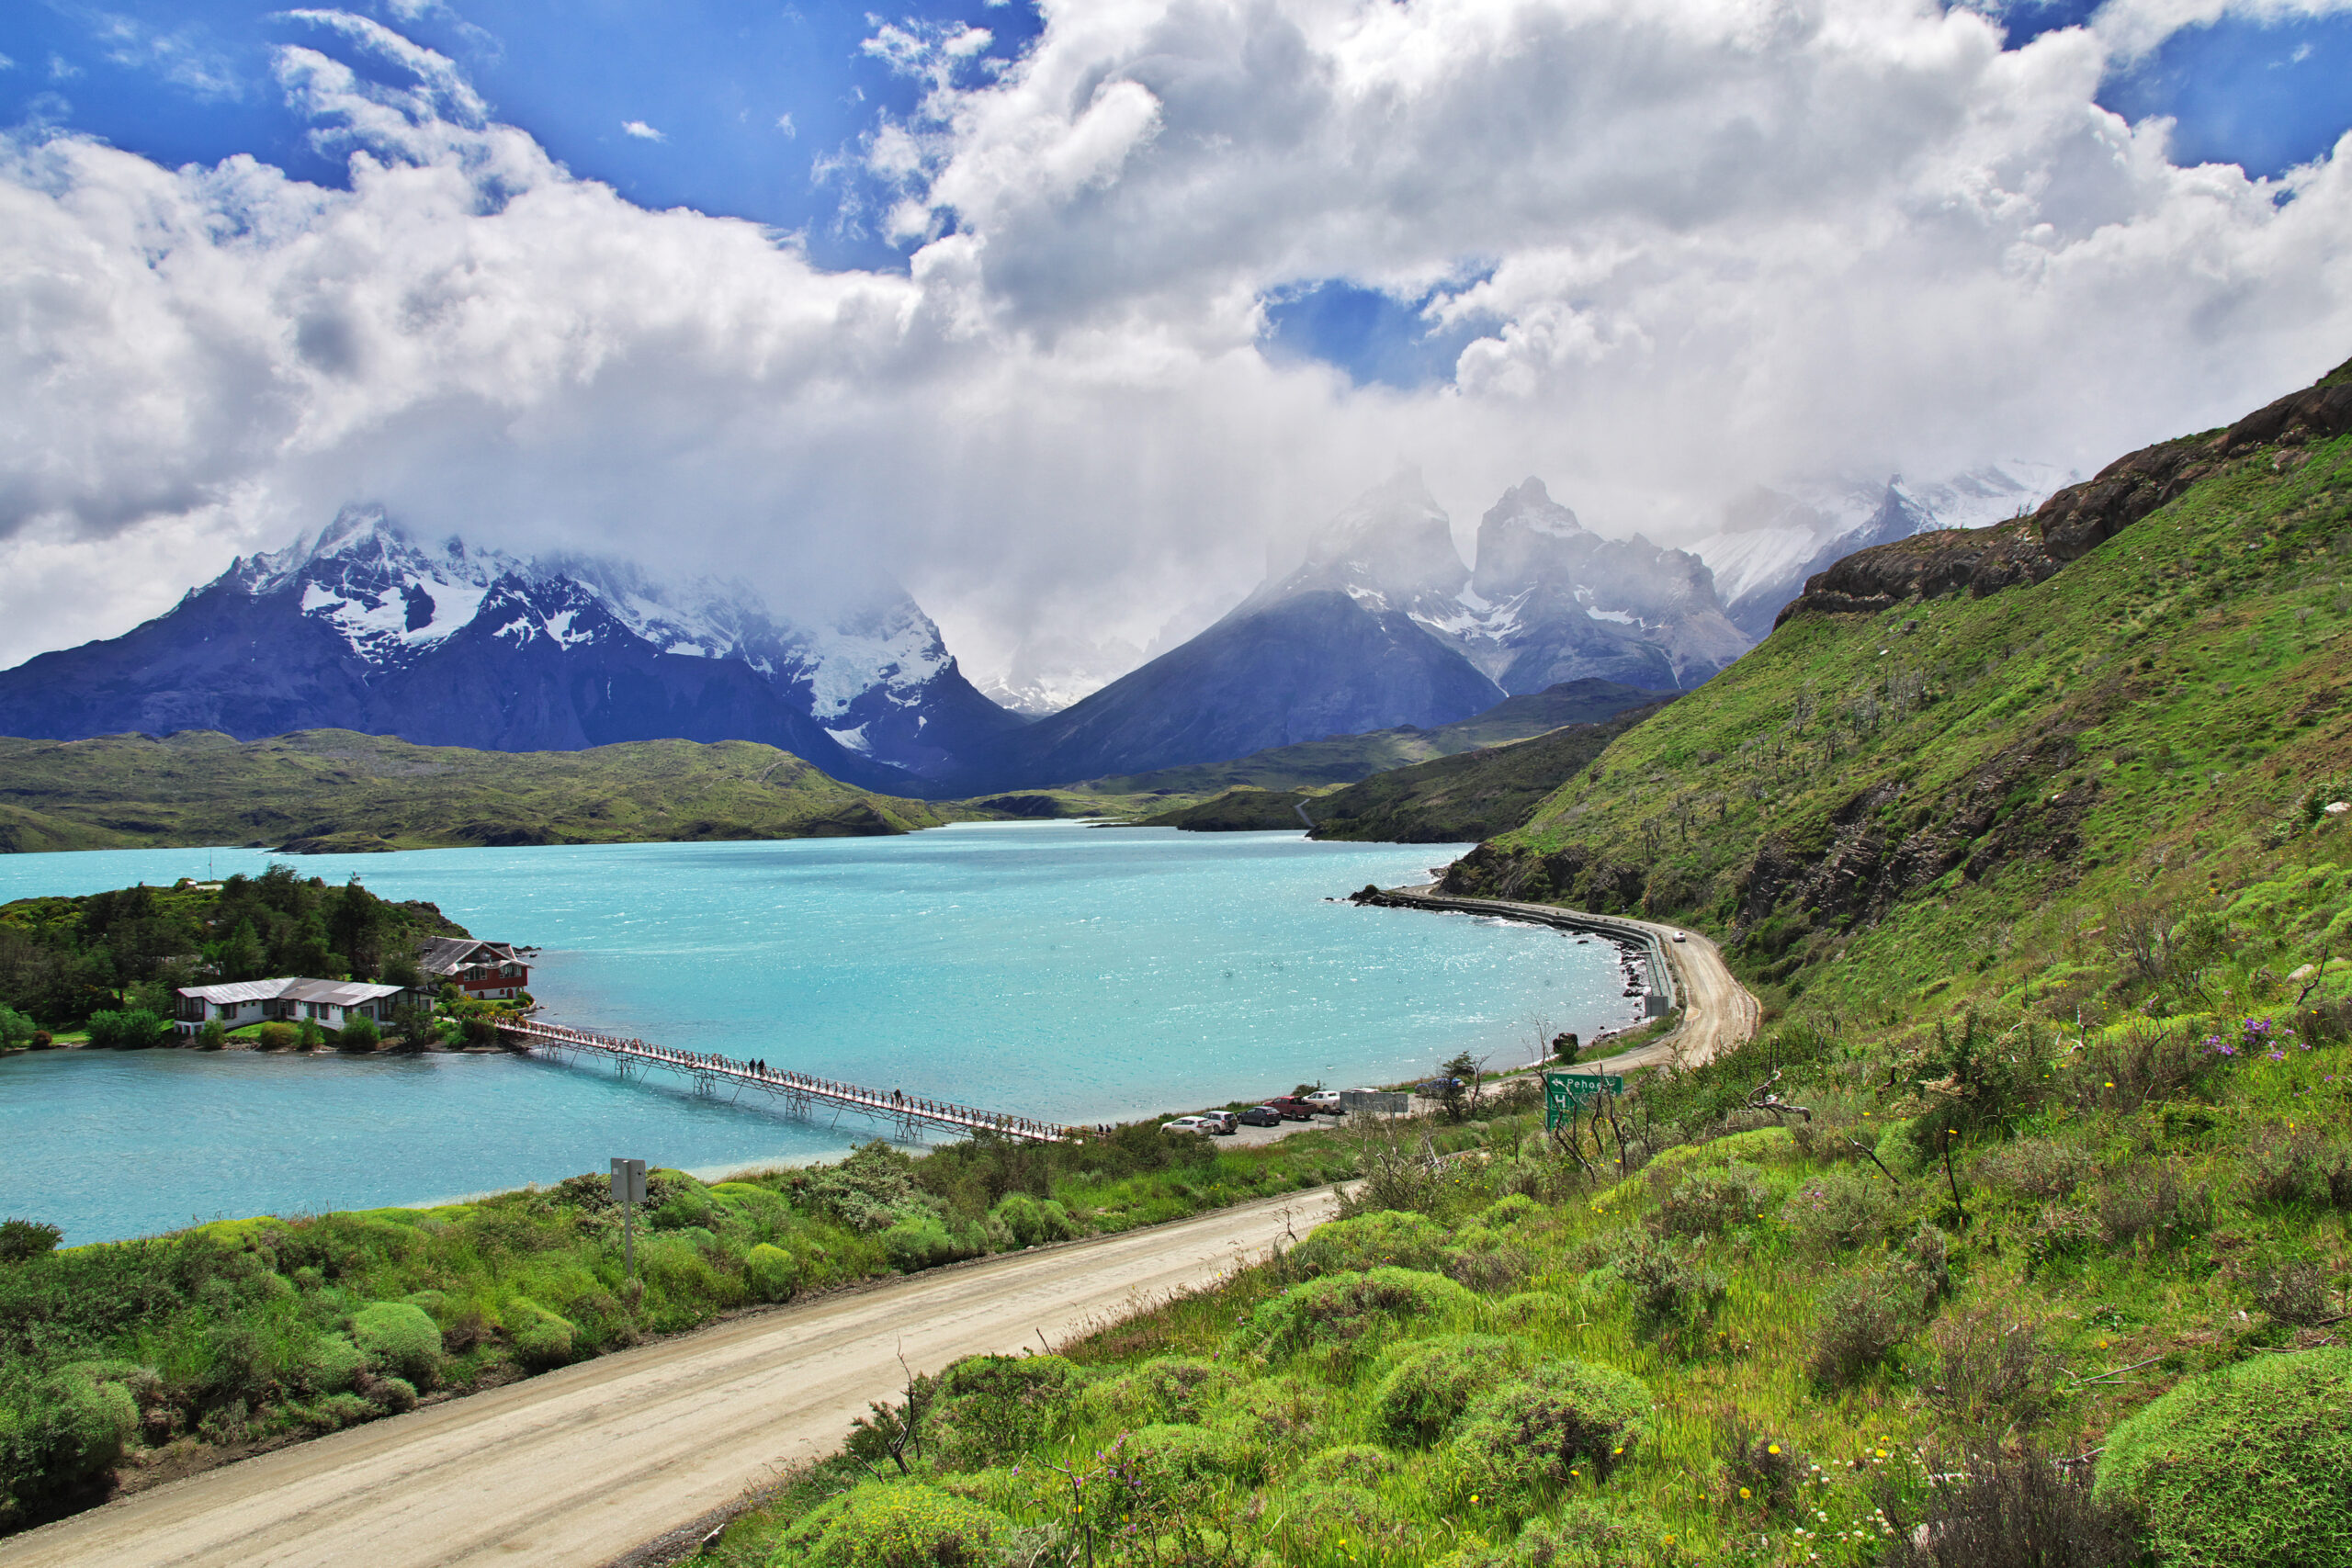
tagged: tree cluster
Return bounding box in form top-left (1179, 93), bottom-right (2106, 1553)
top-left (0, 866), bottom-right (467, 1031)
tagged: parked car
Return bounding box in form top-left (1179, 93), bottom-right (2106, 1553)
top-left (1160, 1115), bottom-right (1215, 1135)
top-left (1263, 1096), bottom-right (1317, 1121)
top-left (1236, 1104), bottom-right (1283, 1127)
top-left (1672, 931), bottom-right (1688, 943)
top-left (1200, 1110), bottom-right (1238, 1135)
top-left (1416, 1077), bottom-right (1464, 1097)
top-left (1304, 1089), bottom-right (1346, 1115)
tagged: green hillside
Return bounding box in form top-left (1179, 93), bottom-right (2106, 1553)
top-left (1136, 699), bottom-right (1673, 840)
top-left (1306, 699), bottom-right (1674, 843)
top-left (0, 731), bottom-right (979, 855)
top-left (1444, 358), bottom-right (2352, 1026)
top-left (684, 363), bottom-right (2352, 1568)
top-left (1080, 680), bottom-right (1666, 798)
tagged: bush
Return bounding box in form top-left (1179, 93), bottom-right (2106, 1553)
top-left (370, 1375), bottom-right (419, 1414)
top-left (1784, 1168), bottom-right (1905, 1253)
top-left (986, 1193), bottom-right (1076, 1249)
top-left (352, 1302), bottom-right (443, 1386)
top-left (1884, 1446), bottom-right (2140, 1568)
top-left (1079, 1356), bottom-right (1239, 1427)
top-left (1611, 1234), bottom-right (1725, 1334)
top-left (1265, 1483), bottom-right (1414, 1559)
top-left (1720, 1410), bottom-right (1810, 1513)
top-left (776, 1481), bottom-right (1012, 1567)
top-left (296, 1020), bottom-right (325, 1052)
top-left (1372, 1334), bottom-right (1521, 1447)
top-left (0, 1006), bottom-right (40, 1049)
top-left (1657, 1162), bottom-right (1772, 1237)
top-left (336, 1016), bottom-right (380, 1051)
top-left (2097, 1161), bottom-right (2212, 1251)
top-left (1978, 1136), bottom-right (2096, 1203)
top-left (2094, 1348), bottom-right (2352, 1567)
top-left (2245, 1127), bottom-right (2352, 1211)
top-left (2250, 1258), bottom-right (2338, 1327)
top-left (743, 1242), bottom-right (798, 1303)
top-left (1456, 1498), bottom-right (1670, 1567)
top-left (195, 1019), bottom-right (228, 1050)
top-left (1291, 1210), bottom-right (1450, 1277)
top-left (1233, 1269), bottom-right (1477, 1360)
top-left (1922, 1303), bottom-right (2056, 1429)
top-left (880, 1217), bottom-right (977, 1273)
top-left (928, 1355), bottom-right (1080, 1469)
top-left (1450, 1359), bottom-right (1649, 1505)
top-left (0, 1220), bottom-right (63, 1263)
top-left (255, 1021), bottom-right (296, 1050)
top-left (1810, 1279), bottom-right (1917, 1390)
top-left (291, 1333), bottom-right (366, 1397)
top-left (84, 1010), bottom-right (169, 1050)
top-left (0, 1363), bottom-right (143, 1525)
top-left (1106, 1423), bottom-right (1250, 1514)
top-left (500, 1298), bottom-right (577, 1370)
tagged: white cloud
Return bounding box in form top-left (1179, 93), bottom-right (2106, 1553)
top-left (0, 0), bottom-right (2348, 678)
top-left (775, 111), bottom-right (797, 137)
top-left (622, 118), bottom-right (665, 141)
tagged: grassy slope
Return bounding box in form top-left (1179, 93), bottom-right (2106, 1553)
top-left (691, 371), bottom-right (2352, 1568)
top-left (1080, 682), bottom-right (1667, 798)
top-left (0, 1126), bottom-right (1360, 1532)
top-left (1306, 700), bottom-right (1675, 844)
top-left (0, 731), bottom-right (980, 854)
top-left (1452, 412), bottom-right (2352, 1023)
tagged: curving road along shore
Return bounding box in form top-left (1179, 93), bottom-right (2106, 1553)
top-left (1371, 887), bottom-right (1760, 1074)
top-left (0, 1189), bottom-right (1340, 1568)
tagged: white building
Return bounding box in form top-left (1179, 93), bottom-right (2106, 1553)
top-left (174, 976), bottom-right (424, 1039)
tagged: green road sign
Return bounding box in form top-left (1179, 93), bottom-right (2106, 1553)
top-left (1543, 1069), bottom-right (1624, 1131)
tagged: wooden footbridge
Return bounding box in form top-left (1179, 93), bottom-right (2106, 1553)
top-left (497, 1018), bottom-right (1067, 1143)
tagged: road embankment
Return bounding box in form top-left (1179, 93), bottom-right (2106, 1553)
top-left (1358, 887), bottom-right (1759, 1074)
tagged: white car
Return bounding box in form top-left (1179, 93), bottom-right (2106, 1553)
top-left (1160, 1115), bottom-right (1215, 1135)
top-left (1672, 932), bottom-right (1688, 943)
top-left (1304, 1089), bottom-right (1346, 1115)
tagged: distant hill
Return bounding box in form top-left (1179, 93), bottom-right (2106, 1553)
top-left (0, 511), bottom-right (1023, 797)
top-left (1085, 678), bottom-right (1667, 796)
top-left (0, 731), bottom-right (978, 855)
top-left (1136, 695), bottom-right (1673, 840)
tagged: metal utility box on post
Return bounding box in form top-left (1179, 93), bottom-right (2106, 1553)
top-left (611, 1157), bottom-right (647, 1283)
top-left (1542, 1070), bottom-right (1624, 1132)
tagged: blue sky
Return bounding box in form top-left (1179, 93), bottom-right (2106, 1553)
top-left (6, 0), bottom-right (2348, 387)
top-left (5, 0), bottom-right (2350, 680)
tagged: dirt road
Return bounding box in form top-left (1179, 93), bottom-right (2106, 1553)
top-left (1374, 890), bottom-right (1760, 1074)
top-left (0, 1190), bottom-right (1340, 1568)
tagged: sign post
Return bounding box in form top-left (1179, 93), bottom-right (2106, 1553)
top-left (610, 1157), bottom-right (647, 1284)
top-left (1542, 1070), bottom-right (1624, 1132)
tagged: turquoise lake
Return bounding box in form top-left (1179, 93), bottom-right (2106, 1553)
top-left (0, 824), bottom-right (1638, 1243)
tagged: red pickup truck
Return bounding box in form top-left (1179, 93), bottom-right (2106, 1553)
top-left (1261, 1096), bottom-right (1317, 1122)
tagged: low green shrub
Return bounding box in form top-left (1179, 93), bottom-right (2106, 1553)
top-left (254, 1021), bottom-right (296, 1050)
top-left (1106, 1422), bottom-right (1251, 1514)
top-left (880, 1217), bottom-right (975, 1273)
top-left (775, 1480), bottom-right (1014, 1567)
top-left (1656, 1161), bottom-right (1771, 1237)
top-left (1372, 1334), bottom-right (1521, 1447)
top-left (986, 1193), bottom-right (1076, 1249)
top-left (1611, 1234), bottom-right (1724, 1334)
top-left (1449, 1359), bottom-right (1648, 1506)
top-left (2095, 1348), bottom-right (2352, 1567)
top-left (1265, 1482), bottom-right (1415, 1559)
top-left (1078, 1355), bottom-right (1238, 1427)
top-left (1783, 1168), bottom-right (1905, 1253)
top-left (335, 1016), bottom-right (379, 1051)
top-left (930, 1355), bottom-right (1080, 1469)
top-left (291, 1332), bottom-right (366, 1397)
top-left (499, 1298), bottom-right (576, 1370)
top-left (195, 1019), bottom-right (228, 1050)
top-left (352, 1302), bottom-right (443, 1387)
top-left (743, 1242), bottom-right (798, 1303)
top-left (1232, 1268), bottom-right (1477, 1360)
top-left (1451, 1498), bottom-right (1672, 1567)
top-left (0, 1006), bottom-right (35, 1050)
top-left (84, 1010), bottom-right (169, 1050)
top-left (1289, 1209), bottom-right (1450, 1276)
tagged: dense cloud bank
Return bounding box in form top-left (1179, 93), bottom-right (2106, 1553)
top-left (3, 0), bottom-right (2349, 676)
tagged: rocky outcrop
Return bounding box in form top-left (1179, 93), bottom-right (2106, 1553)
top-left (1776, 357), bottom-right (2352, 626)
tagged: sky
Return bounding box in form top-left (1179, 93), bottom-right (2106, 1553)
top-left (4, 0), bottom-right (2352, 683)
